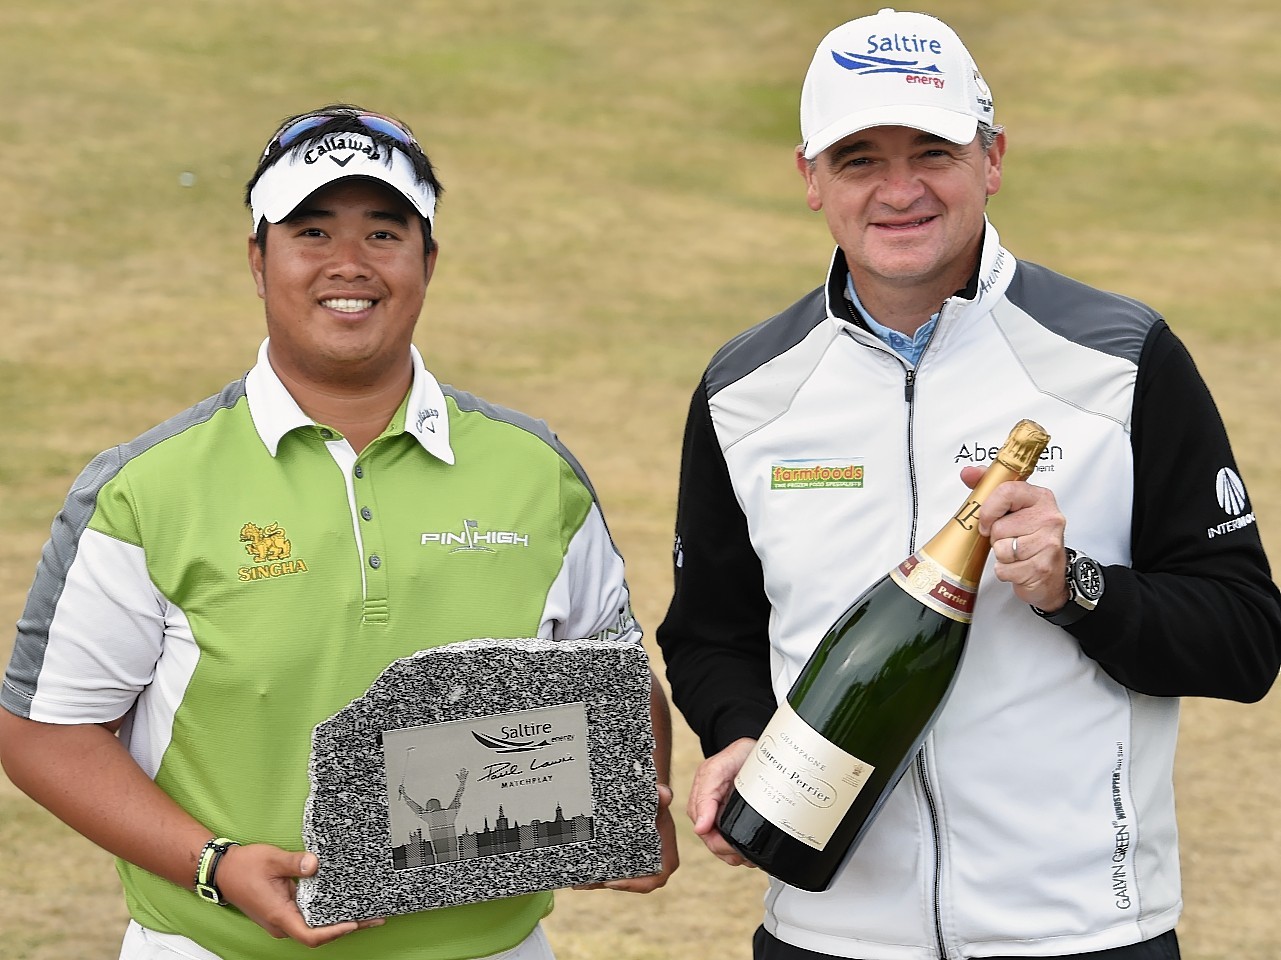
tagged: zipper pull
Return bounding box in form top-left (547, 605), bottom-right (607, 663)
top-left (905, 369), bottom-right (916, 403)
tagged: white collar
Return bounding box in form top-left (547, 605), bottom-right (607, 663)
top-left (245, 339), bottom-right (455, 464)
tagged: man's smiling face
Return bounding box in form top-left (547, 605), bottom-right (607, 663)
top-left (248, 177), bottom-right (435, 392)
top-left (797, 124), bottom-right (1003, 307)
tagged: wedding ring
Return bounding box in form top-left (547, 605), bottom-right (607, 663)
top-left (1011, 537), bottom-right (1019, 559)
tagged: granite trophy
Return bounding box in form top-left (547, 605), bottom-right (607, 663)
top-left (297, 636), bottom-right (662, 924)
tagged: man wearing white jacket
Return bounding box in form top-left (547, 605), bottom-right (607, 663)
top-left (657, 9), bottom-right (1281, 960)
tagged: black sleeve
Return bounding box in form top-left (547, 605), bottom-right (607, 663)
top-left (656, 379), bottom-right (776, 756)
top-left (1070, 322), bottom-right (1281, 701)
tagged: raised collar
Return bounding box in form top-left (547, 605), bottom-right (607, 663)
top-left (244, 339), bottom-right (456, 465)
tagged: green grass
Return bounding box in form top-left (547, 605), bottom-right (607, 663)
top-left (3, 1), bottom-right (1281, 957)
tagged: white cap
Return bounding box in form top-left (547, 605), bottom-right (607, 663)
top-left (800, 8), bottom-right (994, 160)
top-left (249, 133), bottom-right (437, 228)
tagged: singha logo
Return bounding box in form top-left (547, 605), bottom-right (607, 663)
top-left (240, 522), bottom-right (292, 562)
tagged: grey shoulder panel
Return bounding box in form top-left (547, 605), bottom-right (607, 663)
top-left (705, 287), bottom-right (828, 400)
top-left (2, 379), bottom-right (247, 717)
top-left (442, 386), bottom-right (598, 500)
top-left (1004, 260), bottom-right (1161, 365)
top-left (76, 377), bottom-right (249, 510)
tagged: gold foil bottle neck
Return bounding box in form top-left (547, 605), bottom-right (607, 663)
top-left (995, 419), bottom-right (1051, 480)
top-left (916, 419), bottom-right (1052, 590)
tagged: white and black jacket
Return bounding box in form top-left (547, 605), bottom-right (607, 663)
top-left (657, 222), bottom-right (1281, 959)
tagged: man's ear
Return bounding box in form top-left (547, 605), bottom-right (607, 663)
top-left (248, 233), bottom-right (267, 300)
top-left (984, 131), bottom-right (1007, 199)
top-left (796, 146), bottom-right (823, 212)
top-left (424, 240), bottom-right (440, 286)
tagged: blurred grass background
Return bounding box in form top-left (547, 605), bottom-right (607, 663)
top-left (2, 1), bottom-right (1279, 957)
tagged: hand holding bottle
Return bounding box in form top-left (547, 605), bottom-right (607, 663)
top-left (958, 463), bottom-right (1068, 613)
top-left (688, 738), bottom-right (759, 867)
top-left (715, 420), bottom-right (1052, 891)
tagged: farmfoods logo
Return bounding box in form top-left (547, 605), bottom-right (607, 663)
top-left (771, 459), bottom-right (864, 490)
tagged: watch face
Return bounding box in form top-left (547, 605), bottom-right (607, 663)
top-left (1073, 557), bottom-right (1104, 601)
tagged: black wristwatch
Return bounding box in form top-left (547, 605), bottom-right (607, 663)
top-left (1032, 548), bottom-right (1104, 627)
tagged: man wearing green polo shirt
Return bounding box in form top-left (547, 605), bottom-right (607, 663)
top-left (0, 104), bottom-right (676, 960)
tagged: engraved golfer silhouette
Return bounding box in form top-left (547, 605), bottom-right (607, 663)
top-left (399, 750), bottom-right (469, 863)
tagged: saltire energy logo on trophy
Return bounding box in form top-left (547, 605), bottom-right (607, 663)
top-left (384, 702), bottom-right (595, 869)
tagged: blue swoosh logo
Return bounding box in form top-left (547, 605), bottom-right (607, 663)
top-left (831, 50), bottom-right (943, 76)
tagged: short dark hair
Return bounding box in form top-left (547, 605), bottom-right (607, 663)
top-left (245, 103), bottom-right (444, 253)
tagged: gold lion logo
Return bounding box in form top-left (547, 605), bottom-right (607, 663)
top-left (240, 522), bottom-right (292, 563)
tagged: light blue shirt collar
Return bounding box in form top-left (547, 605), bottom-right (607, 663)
top-left (845, 274), bottom-right (938, 367)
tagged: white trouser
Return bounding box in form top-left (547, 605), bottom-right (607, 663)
top-left (119, 919), bottom-right (556, 960)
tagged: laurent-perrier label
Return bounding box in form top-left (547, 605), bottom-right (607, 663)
top-left (733, 701), bottom-right (874, 850)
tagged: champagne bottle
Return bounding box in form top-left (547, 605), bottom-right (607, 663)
top-left (716, 419), bottom-right (1051, 891)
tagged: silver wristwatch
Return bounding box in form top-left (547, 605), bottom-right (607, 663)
top-left (1032, 548), bottom-right (1104, 627)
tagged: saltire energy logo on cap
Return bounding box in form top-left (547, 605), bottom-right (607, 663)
top-left (830, 50), bottom-right (946, 82)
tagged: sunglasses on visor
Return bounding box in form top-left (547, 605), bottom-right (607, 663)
top-left (262, 111), bottom-right (419, 159)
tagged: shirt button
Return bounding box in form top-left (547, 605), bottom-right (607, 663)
top-left (369, 555), bottom-right (381, 569)
top-left (319, 428), bottom-right (334, 440)
top-left (354, 465), bottom-right (364, 479)
top-left (361, 507), bottom-right (373, 521)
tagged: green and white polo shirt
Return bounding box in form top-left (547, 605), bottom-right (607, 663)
top-left (3, 341), bottom-right (640, 960)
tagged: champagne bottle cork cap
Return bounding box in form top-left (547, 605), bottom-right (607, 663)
top-left (995, 420), bottom-right (1051, 479)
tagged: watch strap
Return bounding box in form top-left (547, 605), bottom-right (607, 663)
top-left (1034, 594), bottom-right (1092, 627)
top-left (195, 837), bottom-right (240, 905)
top-left (1032, 548), bottom-right (1101, 627)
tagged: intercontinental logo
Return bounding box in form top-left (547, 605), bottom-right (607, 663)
top-left (238, 521), bottom-right (310, 581)
top-left (1208, 466), bottom-right (1257, 539)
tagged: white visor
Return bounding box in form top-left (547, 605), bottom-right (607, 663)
top-left (249, 133), bottom-right (436, 228)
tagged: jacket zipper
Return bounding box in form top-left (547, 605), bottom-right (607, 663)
top-left (905, 364), bottom-right (920, 549)
top-left (918, 750), bottom-right (950, 958)
top-left (904, 311), bottom-right (951, 960)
